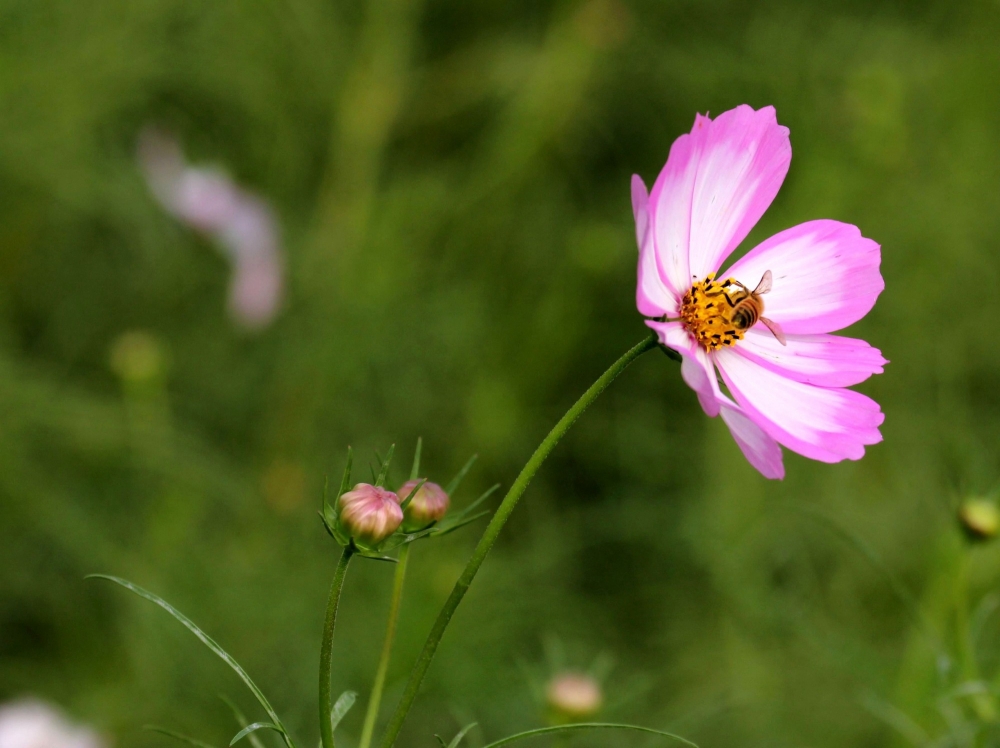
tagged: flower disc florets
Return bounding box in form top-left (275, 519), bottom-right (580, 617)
top-left (398, 479), bottom-right (450, 531)
top-left (680, 275), bottom-right (747, 350)
top-left (337, 483), bottom-right (403, 547)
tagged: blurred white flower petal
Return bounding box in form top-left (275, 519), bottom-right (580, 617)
top-left (0, 700), bottom-right (104, 748)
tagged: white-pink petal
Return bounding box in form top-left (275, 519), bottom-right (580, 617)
top-left (647, 321), bottom-right (720, 417)
top-left (633, 175), bottom-right (676, 316)
top-left (646, 128), bottom-right (695, 300)
top-left (737, 329), bottom-right (887, 387)
top-left (680, 104), bottom-right (792, 280)
top-left (718, 396), bottom-right (785, 479)
top-left (714, 347), bottom-right (883, 463)
top-left (726, 219), bottom-right (883, 334)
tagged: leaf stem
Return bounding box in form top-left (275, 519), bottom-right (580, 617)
top-left (320, 546), bottom-right (355, 748)
top-left (376, 332), bottom-right (659, 748)
top-left (358, 543), bottom-right (411, 748)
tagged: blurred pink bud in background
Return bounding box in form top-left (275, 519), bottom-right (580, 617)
top-left (397, 479), bottom-right (450, 530)
top-left (138, 127), bottom-right (284, 331)
top-left (0, 700), bottom-right (104, 748)
top-left (545, 672), bottom-right (603, 721)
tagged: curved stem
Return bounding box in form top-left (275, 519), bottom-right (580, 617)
top-left (320, 547), bottom-right (354, 748)
top-left (377, 332), bottom-right (659, 748)
top-left (358, 544), bottom-right (411, 748)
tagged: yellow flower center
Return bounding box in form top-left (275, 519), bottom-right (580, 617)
top-left (680, 275), bottom-right (762, 351)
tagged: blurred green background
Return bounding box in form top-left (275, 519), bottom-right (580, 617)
top-left (4, 0), bottom-right (1000, 746)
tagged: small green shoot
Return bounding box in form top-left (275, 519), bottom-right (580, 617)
top-left (434, 723), bottom-right (477, 748)
top-left (479, 723), bottom-right (698, 748)
top-left (218, 695), bottom-right (266, 748)
top-left (444, 455), bottom-right (478, 496)
top-left (330, 690), bottom-right (358, 733)
top-left (229, 723), bottom-right (281, 747)
top-left (375, 444), bottom-right (395, 487)
top-left (410, 438), bottom-right (422, 481)
top-left (144, 726), bottom-right (219, 748)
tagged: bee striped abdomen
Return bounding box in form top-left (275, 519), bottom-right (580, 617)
top-left (731, 300), bottom-right (761, 331)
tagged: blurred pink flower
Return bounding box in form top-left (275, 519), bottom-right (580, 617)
top-left (397, 479), bottom-right (450, 530)
top-left (0, 700), bottom-right (103, 748)
top-left (633, 105), bottom-right (886, 479)
top-left (546, 672), bottom-right (602, 720)
top-left (138, 127), bottom-right (284, 330)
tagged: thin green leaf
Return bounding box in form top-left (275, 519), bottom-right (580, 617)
top-left (356, 551), bottom-right (399, 563)
top-left (338, 447), bottom-right (354, 500)
top-left (480, 723), bottom-right (698, 748)
top-left (88, 576), bottom-right (293, 748)
top-left (375, 444), bottom-right (396, 487)
top-left (330, 690), bottom-right (358, 732)
top-left (435, 737), bottom-right (448, 748)
top-left (447, 722), bottom-right (478, 748)
top-left (399, 478), bottom-right (427, 511)
top-left (432, 511), bottom-right (490, 537)
top-left (380, 529), bottom-right (434, 552)
top-left (218, 695), bottom-right (266, 748)
top-left (144, 726), bottom-right (220, 748)
top-left (451, 484), bottom-right (500, 521)
top-left (230, 723), bottom-right (280, 747)
top-left (319, 511), bottom-right (337, 539)
top-left (444, 455), bottom-right (477, 496)
top-left (410, 437), bottom-right (423, 481)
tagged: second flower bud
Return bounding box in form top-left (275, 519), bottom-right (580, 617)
top-left (398, 479), bottom-right (450, 531)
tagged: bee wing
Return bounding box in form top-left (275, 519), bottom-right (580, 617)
top-left (759, 316), bottom-right (787, 346)
top-left (753, 269), bottom-right (773, 295)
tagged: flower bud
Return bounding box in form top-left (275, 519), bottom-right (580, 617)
top-left (398, 479), bottom-right (450, 530)
top-left (959, 497), bottom-right (1000, 541)
top-left (338, 484), bottom-right (403, 546)
top-left (546, 672), bottom-right (602, 722)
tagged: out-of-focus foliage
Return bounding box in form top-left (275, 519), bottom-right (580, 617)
top-left (3, 0), bottom-right (1000, 746)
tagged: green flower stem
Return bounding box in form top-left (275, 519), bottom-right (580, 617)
top-left (320, 546), bottom-right (355, 748)
top-left (377, 332), bottom-right (660, 748)
top-left (358, 543), bottom-right (411, 748)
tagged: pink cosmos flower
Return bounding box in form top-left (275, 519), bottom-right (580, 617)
top-left (632, 105), bottom-right (886, 479)
top-left (137, 127), bottom-right (284, 331)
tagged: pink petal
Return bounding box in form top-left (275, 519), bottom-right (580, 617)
top-left (633, 175), bottom-right (676, 316)
top-left (714, 347), bottom-right (884, 463)
top-left (737, 329), bottom-right (888, 387)
top-left (726, 220), bottom-right (883, 334)
top-left (647, 129), bottom-right (694, 299)
top-left (648, 105), bottom-right (791, 290)
top-left (647, 321), bottom-right (720, 417)
top-left (718, 395), bottom-right (785, 479)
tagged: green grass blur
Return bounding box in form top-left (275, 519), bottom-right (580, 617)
top-left (3, 0), bottom-right (1000, 746)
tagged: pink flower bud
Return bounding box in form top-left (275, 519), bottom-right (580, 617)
top-left (546, 673), bottom-right (602, 721)
top-left (338, 484), bottom-right (403, 546)
top-left (398, 479), bottom-right (450, 530)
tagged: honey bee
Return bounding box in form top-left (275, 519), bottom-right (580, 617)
top-left (722, 269), bottom-right (786, 345)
